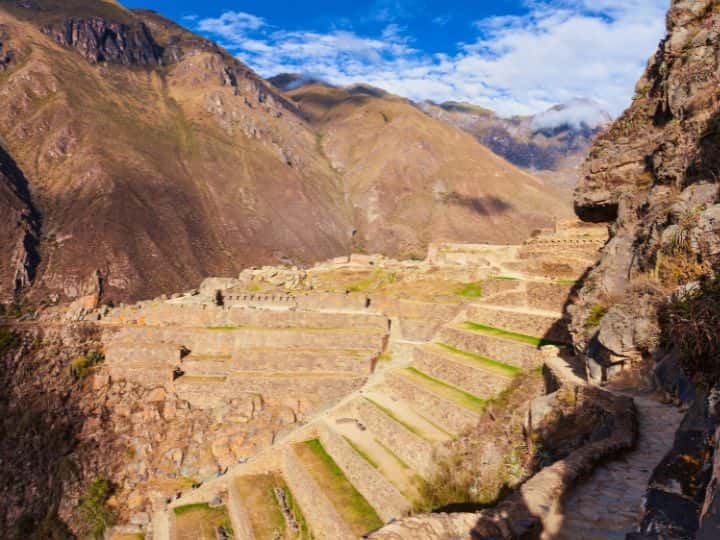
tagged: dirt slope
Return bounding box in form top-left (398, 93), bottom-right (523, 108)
top-left (284, 82), bottom-right (571, 257)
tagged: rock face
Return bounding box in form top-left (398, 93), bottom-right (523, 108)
top-left (571, 1), bottom-right (720, 536)
top-left (0, 144), bottom-right (40, 303)
top-left (41, 17), bottom-right (161, 65)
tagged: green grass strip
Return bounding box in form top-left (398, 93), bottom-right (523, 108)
top-left (300, 440), bottom-right (382, 533)
top-left (462, 321), bottom-right (567, 347)
top-left (343, 436), bottom-right (380, 469)
top-left (374, 437), bottom-right (411, 470)
top-left (437, 343), bottom-right (522, 378)
top-left (456, 282), bottom-right (483, 298)
top-left (173, 502), bottom-right (212, 515)
top-left (401, 367), bottom-right (487, 414)
top-left (281, 485), bottom-right (314, 539)
top-left (363, 397), bottom-right (430, 440)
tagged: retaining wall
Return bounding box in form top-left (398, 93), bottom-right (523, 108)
top-left (317, 423), bottom-right (410, 521)
top-left (282, 446), bottom-right (356, 540)
top-left (438, 326), bottom-right (541, 369)
top-left (354, 399), bottom-right (435, 479)
top-left (464, 306), bottom-right (571, 344)
top-left (383, 373), bottom-right (479, 435)
top-left (412, 347), bottom-right (510, 399)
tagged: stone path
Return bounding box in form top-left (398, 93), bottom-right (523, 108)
top-left (543, 389), bottom-right (684, 540)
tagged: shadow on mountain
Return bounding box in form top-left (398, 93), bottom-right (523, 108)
top-left (446, 193), bottom-right (513, 216)
top-left (0, 143), bottom-right (42, 286)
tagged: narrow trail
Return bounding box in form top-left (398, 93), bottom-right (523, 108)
top-left (543, 388), bottom-right (684, 540)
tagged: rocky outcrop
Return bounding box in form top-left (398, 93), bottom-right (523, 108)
top-left (570, 0), bottom-right (720, 374)
top-left (42, 18), bottom-right (161, 65)
top-left (570, 1), bottom-right (720, 537)
top-left (0, 144), bottom-right (40, 303)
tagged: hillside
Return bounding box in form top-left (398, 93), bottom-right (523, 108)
top-left (0, 0), bottom-right (352, 304)
top-left (277, 80), bottom-right (571, 257)
top-left (419, 99), bottom-right (611, 196)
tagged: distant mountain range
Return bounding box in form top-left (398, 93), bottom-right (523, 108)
top-left (419, 98), bottom-right (612, 189)
top-left (271, 75), bottom-right (611, 193)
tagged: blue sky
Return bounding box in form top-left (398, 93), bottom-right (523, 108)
top-left (124, 0), bottom-right (670, 117)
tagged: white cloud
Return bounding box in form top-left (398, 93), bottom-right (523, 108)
top-left (192, 1), bottom-right (670, 117)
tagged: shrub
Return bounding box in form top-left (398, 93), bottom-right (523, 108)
top-left (584, 303), bottom-right (608, 329)
top-left (78, 478), bottom-right (115, 540)
top-left (660, 275), bottom-right (720, 383)
top-left (70, 351), bottom-right (105, 380)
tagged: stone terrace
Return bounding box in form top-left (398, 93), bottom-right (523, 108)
top-left (101, 222), bottom-right (613, 540)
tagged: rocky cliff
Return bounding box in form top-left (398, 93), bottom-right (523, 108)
top-left (0, 143), bottom-right (40, 304)
top-left (571, 1), bottom-right (720, 537)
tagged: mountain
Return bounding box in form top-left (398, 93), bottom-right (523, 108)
top-left (420, 98), bottom-right (612, 193)
top-left (271, 78), bottom-right (571, 256)
top-left (0, 2), bottom-right (570, 305)
top-left (0, 0), bottom-right (353, 303)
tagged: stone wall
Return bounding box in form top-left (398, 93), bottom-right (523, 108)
top-left (384, 372), bottom-right (479, 435)
top-left (438, 327), bottom-right (541, 370)
top-left (481, 280), bottom-right (577, 313)
top-left (282, 446), bottom-right (356, 540)
top-left (183, 349), bottom-right (374, 376)
top-left (464, 306), bottom-right (570, 343)
top-left (105, 302), bottom-right (388, 330)
top-left (354, 398), bottom-right (435, 478)
top-left (426, 243), bottom-right (518, 266)
top-left (412, 347), bottom-right (510, 398)
top-left (106, 326), bottom-right (385, 355)
top-left (317, 423), bottom-right (410, 521)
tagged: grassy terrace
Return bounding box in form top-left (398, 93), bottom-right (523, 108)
top-left (462, 322), bottom-right (567, 347)
top-left (363, 397), bottom-right (430, 440)
top-left (400, 367), bottom-right (486, 414)
top-left (172, 503), bottom-right (233, 540)
top-left (456, 282), bottom-right (483, 298)
top-left (234, 473), bottom-right (312, 540)
top-left (296, 439), bottom-right (382, 535)
top-left (437, 344), bottom-right (522, 378)
top-left (343, 436), bottom-right (381, 469)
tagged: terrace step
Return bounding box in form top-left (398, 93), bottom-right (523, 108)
top-left (480, 278), bottom-right (578, 312)
top-left (352, 397), bottom-right (435, 479)
top-left (438, 325), bottom-right (542, 370)
top-left (229, 473), bottom-right (310, 540)
top-left (412, 344), bottom-right (516, 398)
top-left (282, 445), bottom-right (356, 540)
top-left (170, 501), bottom-right (233, 540)
top-left (362, 389), bottom-right (450, 443)
top-left (285, 440), bottom-right (384, 538)
top-left (317, 422), bottom-right (411, 521)
top-left (383, 370), bottom-right (480, 435)
top-left (329, 414), bottom-right (422, 504)
top-left (107, 325), bottom-right (387, 356)
top-left (464, 304), bottom-right (570, 343)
